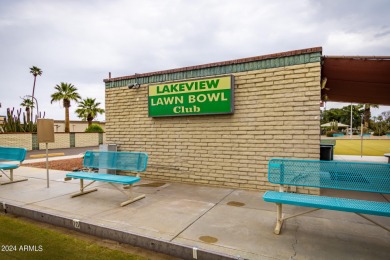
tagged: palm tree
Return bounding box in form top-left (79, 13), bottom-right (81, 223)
top-left (363, 104), bottom-right (379, 129)
top-left (30, 66), bottom-right (42, 120)
top-left (75, 98), bottom-right (105, 126)
top-left (20, 98), bottom-right (34, 123)
top-left (50, 82), bottom-right (81, 133)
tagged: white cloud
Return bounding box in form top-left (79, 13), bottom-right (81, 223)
top-left (325, 29), bottom-right (390, 55)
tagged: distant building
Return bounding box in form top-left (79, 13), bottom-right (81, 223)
top-left (0, 117), bottom-right (104, 132)
top-left (53, 120), bottom-right (105, 132)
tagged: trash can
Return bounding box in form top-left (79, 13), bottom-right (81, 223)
top-left (320, 144), bottom-right (334, 160)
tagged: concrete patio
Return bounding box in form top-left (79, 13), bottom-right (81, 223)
top-left (0, 155), bottom-right (389, 259)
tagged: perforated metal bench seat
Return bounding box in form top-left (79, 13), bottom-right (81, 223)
top-left (264, 191), bottom-right (390, 217)
top-left (66, 172), bottom-right (141, 185)
top-left (264, 158), bottom-right (390, 234)
top-left (65, 151), bottom-right (148, 207)
top-left (0, 146), bottom-right (28, 185)
top-left (0, 163), bottom-right (19, 170)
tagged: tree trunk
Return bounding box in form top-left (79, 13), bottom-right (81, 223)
top-left (31, 76), bottom-right (37, 123)
top-left (26, 107), bottom-right (30, 123)
top-left (364, 104), bottom-right (371, 129)
top-left (65, 106), bottom-right (70, 133)
top-left (87, 114), bottom-right (93, 126)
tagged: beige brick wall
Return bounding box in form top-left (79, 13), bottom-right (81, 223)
top-left (1, 133), bottom-right (105, 150)
top-left (38, 133), bottom-right (70, 149)
top-left (75, 133), bottom-right (100, 147)
top-left (0, 133), bottom-right (33, 150)
top-left (105, 62), bottom-right (321, 191)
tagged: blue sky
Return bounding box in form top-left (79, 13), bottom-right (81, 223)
top-left (0, 0), bottom-right (389, 121)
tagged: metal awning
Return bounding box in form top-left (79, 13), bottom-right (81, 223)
top-left (321, 56), bottom-right (390, 105)
top-left (320, 122), bottom-right (349, 128)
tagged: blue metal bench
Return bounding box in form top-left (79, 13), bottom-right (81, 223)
top-left (0, 146), bottom-right (28, 185)
top-left (66, 151), bottom-right (148, 207)
top-left (263, 158), bottom-right (390, 234)
top-left (332, 133), bottom-right (344, 137)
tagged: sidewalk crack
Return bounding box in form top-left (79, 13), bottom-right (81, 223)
top-left (169, 189), bottom-right (235, 242)
top-left (289, 219), bottom-right (299, 260)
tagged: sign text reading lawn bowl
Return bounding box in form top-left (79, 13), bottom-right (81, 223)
top-left (148, 76), bottom-right (234, 117)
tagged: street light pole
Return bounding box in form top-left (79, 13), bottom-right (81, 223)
top-left (350, 103), bottom-right (353, 138)
top-left (360, 114), bottom-right (364, 158)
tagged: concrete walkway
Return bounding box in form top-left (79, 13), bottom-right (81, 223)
top-left (0, 156), bottom-right (389, 259)
top-left (26, 146), bottom-right (98, 158)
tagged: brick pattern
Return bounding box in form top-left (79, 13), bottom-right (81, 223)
top-left (105, 62), bottom-right (321, 192)
top-left (38, 133), bottom-right (70, 149)
top-left (0, 133), bottom-right (33, 150)
top-left (0, 133), bottom-right (105, 150)
top-left (75, 133), bottom-right (100, 147)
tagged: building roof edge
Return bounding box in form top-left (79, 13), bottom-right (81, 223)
top-left (104, 47), bottom-right (322, 83)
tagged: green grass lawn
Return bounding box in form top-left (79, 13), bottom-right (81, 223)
top-left (0, 215), bottom-right (147, 260)
top-left (334, 139), bottom-right (390, 156)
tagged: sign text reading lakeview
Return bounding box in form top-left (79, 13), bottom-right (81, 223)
top-left (148, 75), bottom-right (234, 117)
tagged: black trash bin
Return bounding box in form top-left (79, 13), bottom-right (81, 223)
top-left (320, 144), bottom-right (334, 160)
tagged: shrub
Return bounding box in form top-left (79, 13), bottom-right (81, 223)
top-left (373, 130), bottom-right (386, 136)
top-left (326, 130), bottom-right (337, 137)
top-left (1, 107), bottom-right (38, 133)
top-left (85, 123), bottom-right (104, 133)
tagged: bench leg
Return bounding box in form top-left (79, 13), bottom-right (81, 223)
top-left (274, 207), bottom-right (321, 234)
top-left (110, 183), bottom-right (145, 207)
top-left (275, 203), bottom-right (284, 235)
top-left (120, 194), bottom-right (145, 207)
top-left (0, 169), bottom-right (28, 185)
top-left (70, 179), bottom-right (98, 198)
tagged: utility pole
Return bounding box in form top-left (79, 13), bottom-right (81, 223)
top-left (350, 103), bottom-right (353, 138)
top-left (360, 114), bottom-right (364, 158)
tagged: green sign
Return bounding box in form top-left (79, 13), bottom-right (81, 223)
top-left (148, 75), bottom-right (234, 117)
